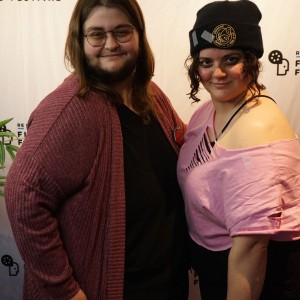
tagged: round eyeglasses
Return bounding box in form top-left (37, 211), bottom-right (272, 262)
top-left (84, 24), bottom-right (135, 47)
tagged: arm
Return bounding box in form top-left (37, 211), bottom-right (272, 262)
top-left (5, 152), bottom-right (80, 299)
top-left (227, 235), bottom-right (270, 300)
top-left (5, 84), bottom-right (103, 298)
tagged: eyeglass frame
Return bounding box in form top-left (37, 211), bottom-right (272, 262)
top-left (83, 24), bottom-right (135, 48)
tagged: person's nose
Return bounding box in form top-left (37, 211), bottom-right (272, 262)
top-left (104, 33), bottom-right (119, 50)
top-left (213, 65), bottom-right (226, 78)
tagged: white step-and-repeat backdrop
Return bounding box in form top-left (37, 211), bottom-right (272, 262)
top-left (0, 1), bottom-right (299, 299)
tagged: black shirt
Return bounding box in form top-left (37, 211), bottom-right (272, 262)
top-left (116, 104), bottom-right (189, 298)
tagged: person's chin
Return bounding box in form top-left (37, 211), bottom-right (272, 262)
top-left (86, 61), bottom-right (135, 85)
top-left (101, 64), bottom-right (124, 74)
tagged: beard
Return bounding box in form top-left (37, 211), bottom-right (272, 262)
top-left (85, 55), bottom-right (137, 86)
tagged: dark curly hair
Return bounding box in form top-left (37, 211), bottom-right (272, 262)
top-left (185, 50), bottom-right (266, 102)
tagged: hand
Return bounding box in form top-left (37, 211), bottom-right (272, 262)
top-left (70, 289), bottom-right (87, 300)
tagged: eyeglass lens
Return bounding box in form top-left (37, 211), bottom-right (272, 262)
top-left (86, 25), bottom-right (134, 47)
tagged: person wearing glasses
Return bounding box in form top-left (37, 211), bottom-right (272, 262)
top-left (177, 1), bottom-right (300, 300)
top-left (5, 0), bottom-right (189, 299)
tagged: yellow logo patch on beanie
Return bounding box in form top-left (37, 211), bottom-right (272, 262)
top-left (213, 24), bottom-right (236, 48)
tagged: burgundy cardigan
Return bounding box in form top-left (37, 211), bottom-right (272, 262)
top-left (5, 74), bottom-right (185, 300)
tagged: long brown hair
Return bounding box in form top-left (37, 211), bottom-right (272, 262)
top-left (64, 0), bottom-right (155, 119)
top-left (185, 50), bottom-right (266, 103)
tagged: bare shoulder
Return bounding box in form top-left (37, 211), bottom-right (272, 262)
top-left (221, 96), bottom-right (296, 149)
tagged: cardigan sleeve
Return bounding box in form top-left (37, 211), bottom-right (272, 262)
top-left (4, 79), bottom-right (101, 298)
top-left (5, 150), bottom-right (80, 299)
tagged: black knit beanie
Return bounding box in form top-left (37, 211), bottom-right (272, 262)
top-left (189, 0), bottom-right (263, 57)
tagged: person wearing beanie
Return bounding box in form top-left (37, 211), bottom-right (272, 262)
top-left (177, 0), bottom-right (300, 299)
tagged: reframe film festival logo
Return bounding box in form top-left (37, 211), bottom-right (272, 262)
top-left (1, 255), bottom-right (20, 277)
top-left (268, 50), bottom-right (300, 76)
